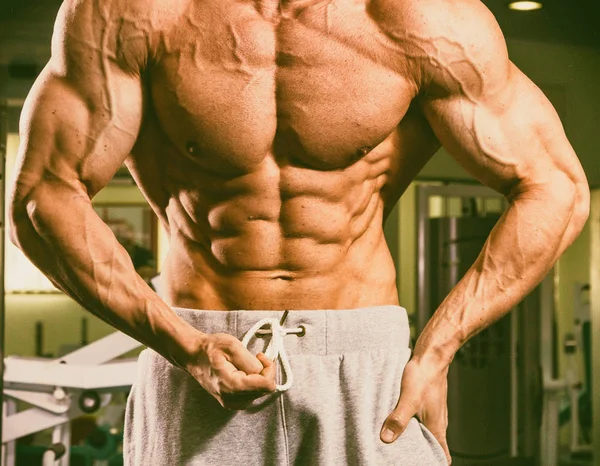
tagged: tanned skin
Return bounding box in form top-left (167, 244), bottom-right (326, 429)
top-left (9, 0), bottom-right (589, 462)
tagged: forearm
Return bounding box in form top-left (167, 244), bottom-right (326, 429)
top-left (413, 178), bottom-right (586, 368)
top-left (10, 182), bottom-right (200, 369)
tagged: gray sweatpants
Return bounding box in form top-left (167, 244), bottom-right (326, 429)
top-left (124, 305), bottom-right (448, 465)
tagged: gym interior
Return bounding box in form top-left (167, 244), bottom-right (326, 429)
top-left (1, 1), bottom-right (600, 465)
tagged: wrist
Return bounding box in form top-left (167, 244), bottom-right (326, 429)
top-left (168, 324), bottom-right (207, 372)
top-left (412, 310), bottom-right (465, 371)
top-left (145, 303), bottom-right (207, 371)
top-left (412, 339), bottom-right (457, 372)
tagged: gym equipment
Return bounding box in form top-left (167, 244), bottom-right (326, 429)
top-left (42, 443), bottom-right (66, 466)
top-left (560, 283), bottom-right (592, 459)
top-left (1, 331), bottom-right (141, 466)
top-left (16, 427), bottom-right (123, 466)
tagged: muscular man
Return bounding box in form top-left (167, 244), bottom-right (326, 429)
top-left (9, 0), bottom-right (589, 464)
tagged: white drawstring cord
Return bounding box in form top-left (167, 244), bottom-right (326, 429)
top-left (241, 317), bottom-right (303, 392)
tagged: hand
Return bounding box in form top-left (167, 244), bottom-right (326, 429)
top-left (184, 332), bottom-right (277, 410)
top-left (380, 357), bottom-right (452, 465)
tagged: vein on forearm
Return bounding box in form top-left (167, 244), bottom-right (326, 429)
top-left (440, 189), bottom-right (573, 346)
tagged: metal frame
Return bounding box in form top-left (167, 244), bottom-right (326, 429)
top-left (539, 273), bottom-right (565, 466)
top-left (2, 331), bottom-right (141, 466)
top-left (566, 282), bottom-right (592, 455)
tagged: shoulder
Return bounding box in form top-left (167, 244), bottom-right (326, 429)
top-left (52, 0), bottom-right (185, 74)
top-left (369, 0), bottom-right (504, 45)
top-left (369, 0), bottom-right (510, 95)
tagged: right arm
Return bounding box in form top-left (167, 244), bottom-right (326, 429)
top-left (8, 0), bottom-right (200, 369)
top-left (10, 0), bottom-right (275, 407)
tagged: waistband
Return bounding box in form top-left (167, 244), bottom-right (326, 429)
top-left (172, 305), bottom-right (410, 356)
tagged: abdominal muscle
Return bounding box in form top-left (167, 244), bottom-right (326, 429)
top-left (156, 155), bottom-right (400, 312)
top-left (161, 228), bottom-right (398, 311)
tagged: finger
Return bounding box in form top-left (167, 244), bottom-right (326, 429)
top-left (380, 392), bottom-right (420, 443)
top-left (219, 382), bottom-right (274, 411)
top-left (256, 352), bottom-right (272, 368)
top-left (221, 386), bottom-right (272, 410)
top-left (427, 427), bottom-right (451, 464)
top-left (227, 341), bottom-right (264, 375)
top-left (230, 368), bottom-right (278, 393)
top-left (215, 352), bottom-right (275, 393)
top-left (256, 353), bottom-right (277, 385)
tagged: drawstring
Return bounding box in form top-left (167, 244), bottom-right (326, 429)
top-left (241, 316), bottom-right (305, 393)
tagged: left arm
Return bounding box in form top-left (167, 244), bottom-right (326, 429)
top-left (413, 2), bottom-right (589, 368)
top-left (379, 1), bottom-right (589, 457)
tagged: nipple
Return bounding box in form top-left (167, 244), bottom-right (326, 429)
top-left (186, 141), bottom-right (200, 156)
top-left (356, 146), bottom-right (372, 157)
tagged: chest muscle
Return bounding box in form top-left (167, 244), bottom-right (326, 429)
top-left (149, 0), bottom-right (416, 173)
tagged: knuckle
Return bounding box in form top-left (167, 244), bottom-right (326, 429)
top-left (386, 415), bottom-right (406, 430)
top-left (221, 334), bottom-right (241, 349)
top-left (208, 333), bottom-right (235, 351)
top-left (221, 377), bottom-right (241, 394)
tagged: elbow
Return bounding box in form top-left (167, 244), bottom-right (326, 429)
top-left (8, 175), bottom-right (33, 248)
top-left (8, 181), bottom-right (38, 249)
top-left (569, 176), bottom-right (590, 236)
top-left (522, 170), bottom-right (589, 240)
top-left (8, 191), bottom-right (29, 249)
top-left (552, 170), bottom-right (590, 239)
top-left (8, 201), bottom-right (23, 248)
top-left (8, 185), bottom-right (21, 247)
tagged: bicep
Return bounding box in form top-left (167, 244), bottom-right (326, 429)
top-left (11, 0), bottom-right (143, 206)
top-left (15, 68), bottom-right (142, 201)
top-left (398, 0), bottom-right (585, 197)
top-left (421, 64), bottom-right (583, 197)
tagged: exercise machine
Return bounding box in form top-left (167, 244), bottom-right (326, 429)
top-left (1, 331), bottom-right (140, 466)
top-left (560, 283), bottom-right (592, 460)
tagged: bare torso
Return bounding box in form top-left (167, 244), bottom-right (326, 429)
top-left (12, 1), bottom-right (586, 425)
top-left (124, 0), bottom-right (440, 310)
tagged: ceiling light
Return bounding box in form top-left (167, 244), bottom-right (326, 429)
top-left (508, 1), bottom-right (543, 11)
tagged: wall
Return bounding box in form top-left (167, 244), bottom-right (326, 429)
top-left (5, 295), bottom-right (113, 357)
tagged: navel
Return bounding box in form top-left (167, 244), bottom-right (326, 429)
top-left (272, 275), bottom-right (295, 281)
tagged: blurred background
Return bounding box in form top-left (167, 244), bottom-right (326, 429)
top-left (1, 1), bottom-right (600, 465)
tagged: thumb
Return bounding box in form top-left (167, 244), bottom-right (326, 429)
top-left (380, 397), bottom-right (417, 444)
